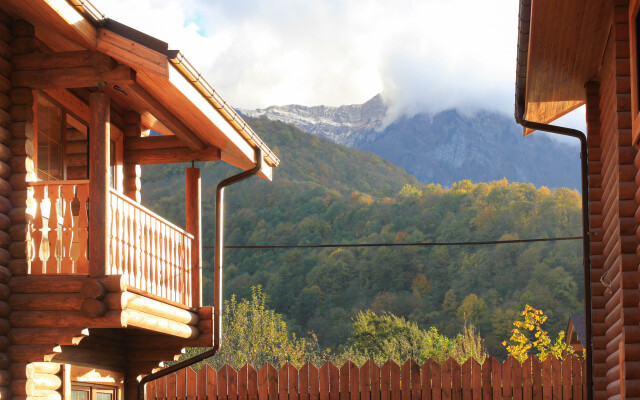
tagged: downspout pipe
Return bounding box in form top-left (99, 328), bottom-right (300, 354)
top-left (515, 107), bottom-right (592, 400)
top-left (137, 148), bottom-right (264, 400)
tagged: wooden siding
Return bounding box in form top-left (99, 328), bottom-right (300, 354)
top-left (145, 357), bottom-right (586, 400)
top-left (589, 2), bottom-right (640, 399)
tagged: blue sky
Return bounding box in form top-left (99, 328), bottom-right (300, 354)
top-left (92, 0), bottom-right (586, 133)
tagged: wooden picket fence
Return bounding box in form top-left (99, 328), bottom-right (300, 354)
top-left (145, 356), bottom-right (585, 400)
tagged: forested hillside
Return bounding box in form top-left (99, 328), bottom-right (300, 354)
top-left (142, 117), bottom-right (583, 358)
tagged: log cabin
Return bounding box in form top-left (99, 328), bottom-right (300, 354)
top-left (515, 0), bottom-right (640, 399)
top-left (0, 1), bottom-right (280, 400)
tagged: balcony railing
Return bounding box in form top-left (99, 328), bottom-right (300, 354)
top-left (27, 181), bottom-right (195, 308)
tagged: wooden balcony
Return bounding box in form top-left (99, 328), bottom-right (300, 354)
top-left (27, 180), bottom-right (196, 309)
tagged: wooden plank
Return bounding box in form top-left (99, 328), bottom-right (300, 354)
top-left (309, 362), bottom-right (319, 400)
top-left (12, 65), bottom-right (135, 89)
top-left (197, 364), bottom-right (208, 400)
top-left (239, 364), bottom-right (249, 400)
top-left (280, 363), bottom-right (289, 400)
top-left (502, 357), bottom-right (513, 398)
top-left (167, 373), bottom-right (176, 400)
top-left (410, 359), bottom-right (421, 400)
top-left (124, 146), bottom-right (220, 165)
top-left (532, 358), bottom-right (542, 400)
top-left (491, 358), bottom-right (500, 400)
top-left (268, 364), bottom-right (278, 400)
top-left (571, 356), bottom-right (582, 400)
top-left (421, 361), bottom-right (432, 400)
top-left (319, 363), bottom-right (329, 400)
top-left (147, 378), bottom-right (156, 400)
top-left (512, 358), bottom-right (522, 400)
top-left (561, 357), bottom-right (571, 400)
top-left (471, 359), bottom-right (480, 400)
top-left (339, 362), bottom-right (349, 400)
top-left (328, 362), bottom-right (338, 400)
top-left (176, 368), bottom-right (186, 400)
top-left (186, 368), bottom-right (196, 400)
top-left (360, 361), bottom-right (371, 400)
top-left (258, 364), bottom-right (268, 400)
top-left (218, 365), bottom-right (228, 400)
top-left (542, 358), bottom-right (551, 400)
top-left (390, 361), bottom-right (400, 400)
top-left (522, 358), bottom-right (532, 400)
top-left (462, 360), bottom-right (471, 400)
top-left (451, 360), bottom-right (461, 400)
top-left (349, 361), bottom-right (358, 400)
top-left (381, 361), bottom-right (391, 400)
top-left (300, 362), bottom-right (310, 400)
top-left (124, 83), bottom-right (204, 151)
top-left (248, 364), bottom-right (258, 400)
top-left (89, 92), bottom-right (109, 277)
top-left (228, 365), bottom-right (238, 400)
top-left (441, 359), bottom-right (451, 400)
top-left (370, 361), bottom-right (380, 400)
top-left (156, 376), bottom-right (166, 400)
top-left (12, 51), bottom-right (116, 71)
top-left (550, 357), bottom-right (560, 400)
top-left (207, 365), bottom-right (217, 400)
top-left (431, 360), bottom-right (441, 400)
top-left (289, 363), bottom-right (299, 400)
top-left (97, 28), bottom-right (169, 76)
top-left (402, 360), bottom-right (411, 400)
top-left (481, 358), bottom-right (491, 400)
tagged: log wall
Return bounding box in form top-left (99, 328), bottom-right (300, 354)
top-left (589, 2), bottom-right (640, 399)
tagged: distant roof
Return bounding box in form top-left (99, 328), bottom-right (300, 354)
top-left (569, 314), bottom-right (586, 346)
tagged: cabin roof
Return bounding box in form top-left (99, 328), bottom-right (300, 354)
top-left (515, 0), bottom-right (612, 135)
top-left (3, 0), bottom-right (279, 179)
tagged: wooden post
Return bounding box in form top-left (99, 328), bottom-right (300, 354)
top-left (89, 92), bottom-right (110, 277)
top-left (185, 167), bottom-right (202, 308)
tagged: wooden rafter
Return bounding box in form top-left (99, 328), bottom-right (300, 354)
top-left (124, 84), bottom-right (205, 151)
top-left (123, 135), bottom-right (220, 164)
top-left (12, 65), bottom-right (136, 89)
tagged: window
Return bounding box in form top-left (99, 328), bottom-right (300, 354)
top-left (71, 384), bottom-right (116, 400)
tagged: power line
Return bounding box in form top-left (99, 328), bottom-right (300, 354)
top-left (202, 236), bottom-right (583, 249)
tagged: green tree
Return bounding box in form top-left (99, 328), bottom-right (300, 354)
top-left (182, 286), bottom-right (328, 369)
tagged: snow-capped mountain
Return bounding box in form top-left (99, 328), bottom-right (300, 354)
top-left (241, 95), bottom-right (581, 190)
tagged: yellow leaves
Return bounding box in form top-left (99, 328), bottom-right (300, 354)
top-left (502, 304), bottom-right (577, 362)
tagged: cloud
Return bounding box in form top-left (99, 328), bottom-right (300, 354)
top-left (92, 0), bottom-right (519, 118)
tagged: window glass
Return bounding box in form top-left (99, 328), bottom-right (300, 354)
top-left (96, 392), bottom-right (113, 400)
top-left (37, 96), bottom-right (63, 181)
top-left (71, 389), bottom-right (89, 400)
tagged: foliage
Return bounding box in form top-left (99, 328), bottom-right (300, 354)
top-left (182, 286), bottom-right (329, 369)
top-left (502, 305), bottom-right (574, 362)
top-left (143, 116), bottom-right (584, 358)
top-left (339, 310), bottom-right (487, 365)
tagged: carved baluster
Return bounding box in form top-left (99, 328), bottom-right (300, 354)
top-left (30, 186), bottom-right (45, 274)
top-left (76, 184), bottom-right (90, 274)
top-left (142, 214), bottom-right (149, 292)
top-left (186, 236), bottom-right (192, 307)
top-left (152, 217), bottom-right (159, 296)
top-left (60, 185), bottom-right (75, 273)
top-left (111, 195), bottom-right (118, 276)
top-left (46, 185), bottom-right (60, 274)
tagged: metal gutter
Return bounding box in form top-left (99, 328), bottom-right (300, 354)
top-left (515, 1), bottom-right (593, 400)
top-left (137, 148), bottom-right (264, 400)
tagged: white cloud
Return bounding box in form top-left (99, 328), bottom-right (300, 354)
top-left (92, 0), bottom-right (519, 116)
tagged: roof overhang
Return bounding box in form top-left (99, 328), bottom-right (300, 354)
top-left (515, 0), bottom-right (612, 135)
top-left (2, 0), bottom-right (278, 179)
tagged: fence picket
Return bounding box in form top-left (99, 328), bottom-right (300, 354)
top-left (441, 359), bottom-right (451, 400)
top-left (258, 364), bottom-right (268, 400)
top-left (401, 360), bottom-right (411, 400)
top-left (142, 358), bottom-right (585, 400)
top-left (410, 359), bottom-right (421, 400)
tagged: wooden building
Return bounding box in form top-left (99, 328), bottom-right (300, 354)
top-left (0, 0), bottom-right (279, 399)
top-left (515, 0), bottom-right (640, 399)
